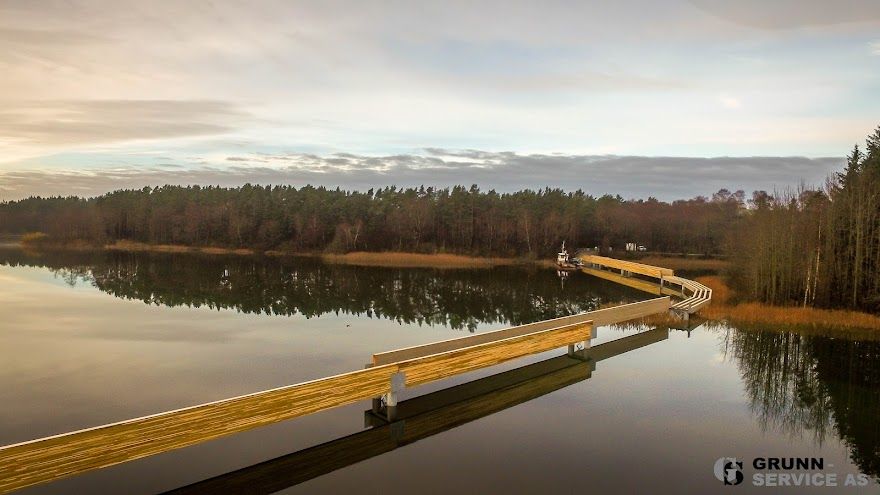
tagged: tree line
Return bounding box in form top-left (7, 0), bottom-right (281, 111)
top-left (728, 126), bottom-right (880, 313)
top-left (0, 185), bottom-right (744, 256)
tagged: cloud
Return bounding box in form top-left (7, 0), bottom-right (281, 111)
top-left (871, 41), bottom-right (880, 55)
top-left (0, 100), bottom-right (248, 162)
top-left (0, 151), bottom-right (843, 202)
top-left (0, 1), bottom-right (875, 168)
top-left (689, 0), bottom-right (880, 29)
top-left (720, 94), bottom-right (742, 109)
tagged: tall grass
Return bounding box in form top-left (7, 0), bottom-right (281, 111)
top-left (697, 275), bottom-right (880, 331)
top-left (320, 251), bottom-right (541, 268)
top-left (20, 232), bottom-right (49, 245)
top-left (638, 256), bottom-right (729, 272)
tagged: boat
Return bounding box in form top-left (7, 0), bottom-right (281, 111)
top-left (556, 241), bottom-right (578, 271)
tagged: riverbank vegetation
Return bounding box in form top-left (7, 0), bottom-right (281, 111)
top-left (633, 256), bottom-right (728, 273)
top-left (74, 240), bottom-right (546, 268)
top-left (319, 251), bottom-right (545, 268)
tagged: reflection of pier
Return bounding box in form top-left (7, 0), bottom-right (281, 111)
top-left (164, 328), bottom-right (669, 494)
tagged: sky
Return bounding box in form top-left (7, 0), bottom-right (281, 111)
top-left (1, 0), bottom-right (879, 201)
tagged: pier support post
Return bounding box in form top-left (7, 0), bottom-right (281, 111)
top-left (383, 371), bottom-right (406, 422)
top-left (568, 339), bottom-right (591, 360)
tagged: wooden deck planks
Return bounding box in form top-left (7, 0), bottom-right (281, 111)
top-left (373, 297), bottom-right (669, 365)
top-left (579, 254), bottom-right (674, 278)
top-left (399, 322), bottom-right (591, 386)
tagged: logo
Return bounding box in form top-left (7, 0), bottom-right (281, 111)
top-left (714, 457), bottom-right (744, 486)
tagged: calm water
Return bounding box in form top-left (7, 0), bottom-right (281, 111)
top-left (1, 249), bottom-right (878, 494)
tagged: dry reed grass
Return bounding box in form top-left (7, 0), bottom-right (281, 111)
top-left (696, 275), bottom-right (880, 331)
top-left (105, 240), bottom-right (255, 255)
top-left (638, 256), bottom-right (729, 272)
top-left (20, 232), bottom-right (49, 245)
top-left (32, 240), bottom-right (549, 269)
top-left (320, 251), bottom-right (540, 269)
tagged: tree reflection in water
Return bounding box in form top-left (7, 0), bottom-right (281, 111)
top-left (0, 248), bottom-right (641, 331)
top-left (722, 325), bottom-right (880, 479)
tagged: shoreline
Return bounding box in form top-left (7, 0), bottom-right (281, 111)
top-left (8, 239), bottom-right (880, 331)
top-left (696, 275), bottom-right (880, 332)
top-left (17, 240), bottom-right (553, 269)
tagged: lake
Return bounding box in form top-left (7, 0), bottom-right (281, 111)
top-left (1, 248), bottom-right (878, 494)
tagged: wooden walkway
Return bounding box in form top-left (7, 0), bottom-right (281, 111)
top-left (664, 275), bottom-right (713, 315)
top-left (578, 254), bottom-right (712, 317)
top-left (0, 296), bottom-right (671, 494)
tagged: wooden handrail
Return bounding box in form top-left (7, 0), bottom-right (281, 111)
top-left (579, 254), bottom-right (674, 278)
top-left (372, 297), bottom-right (669, 365)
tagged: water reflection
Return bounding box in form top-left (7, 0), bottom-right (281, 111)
top-left (3, 247), bottom-right (880, 491)
top-left (0, 249), bottom-right (640, 331)
top-left (723, 326), bottom-right (880, 479)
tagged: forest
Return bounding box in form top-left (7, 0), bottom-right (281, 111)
top-left (0, 184), bottom-right (743, 257)
top-left (728, 126), bottom-right (880, 313)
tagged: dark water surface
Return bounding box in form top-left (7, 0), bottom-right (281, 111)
top-left (1, 249), bottom-right (878, 494)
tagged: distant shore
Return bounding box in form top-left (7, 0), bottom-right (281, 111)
top-left (17, 238), bottom-right (553, 269)
top-left (15, 236), bottom-right (720, 270)
top-left (9, 236), bottom-right (880, 332)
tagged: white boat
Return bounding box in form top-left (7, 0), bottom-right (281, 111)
top-left (556, 241), bottom-right (577, 270)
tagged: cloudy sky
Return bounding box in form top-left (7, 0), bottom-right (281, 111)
top-left (1, 0), bottom-right (878, 200)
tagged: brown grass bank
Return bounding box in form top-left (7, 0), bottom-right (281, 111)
top-left (637, 256), bottom-right (729, 272)
top-left (105, 240), bottom-right (255, 256)
top-left (320, 251), bottom-right (552, 269)
top-left (21, 236), bottom-right (551, 269)
top-left (696, 275), bottom-right (880, 332)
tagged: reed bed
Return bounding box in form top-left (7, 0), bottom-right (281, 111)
top-left (637, 256), bottom-right (729, 272)
top-left (320, 251), bottom-right (548, 269)
top-left (696, 275), bottom-right (880, 331)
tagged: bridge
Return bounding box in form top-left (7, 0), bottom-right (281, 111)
top-left (0, 257), bottom-right (710, 494)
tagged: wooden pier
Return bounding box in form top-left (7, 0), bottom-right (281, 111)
top-left (578, 254), bottom-right (712, 317)
top-left (0, 256), bottom-right (709, 494)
